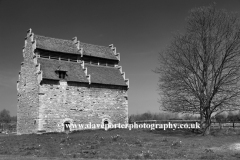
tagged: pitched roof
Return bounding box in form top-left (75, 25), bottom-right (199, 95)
top-left (37, 58), bottom-right (89, 83)
top-left (37, 58), bottom-right (127, 86)
top-left (85, 64), bottom-right (127, 86)
top-left (34, 35), bottom-right (118, 60)
top-left (34, 35), bottom-right (79, 54)
top-left (80, 43), bottom-right (118, 60)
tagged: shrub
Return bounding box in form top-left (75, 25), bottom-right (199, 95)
top-left (129, 112), bottom-right (181, 122)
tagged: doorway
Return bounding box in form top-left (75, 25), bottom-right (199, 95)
top-left (64, 121), bottom-right (70, 132)
top-left (104, 120), bottom-right (109, 130)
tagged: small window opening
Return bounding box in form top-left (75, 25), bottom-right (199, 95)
top-left (58, 71), bottom-right (66, 79)
top-left (56, 70), bottom-right (67, 80)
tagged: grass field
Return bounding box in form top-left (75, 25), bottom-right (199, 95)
top-left (0, 129), bottom-right (239, 159)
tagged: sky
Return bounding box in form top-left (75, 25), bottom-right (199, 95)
top-left (0, 0), bottom-right (240, 116)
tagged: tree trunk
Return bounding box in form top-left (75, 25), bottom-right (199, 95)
top-left (200, 113), bottom-right (205, 133)
top-left (199, 103), bottom-right (205, 129)
top-left (203, 107), bottom-right (211, 135)
top-left (219, 122), bottom-right (222, 129)
top-left (204, 120), bottom-right (211, 135)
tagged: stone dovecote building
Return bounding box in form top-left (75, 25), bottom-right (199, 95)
top-left (17, 29), bottom-right (129, 134)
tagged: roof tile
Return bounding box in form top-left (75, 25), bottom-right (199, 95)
top-left (85, 64), bottom-right (127, 86)
top-left (80, 43), bottom-right (118, 60)
top-left (34, 34), bottom-right (118, 60)
top-left (37, 58), bottom-right (127, 86)
top-left (37, 58), bottom-right (89, 83)
top-left (34, 35), bottom-right (78, 54)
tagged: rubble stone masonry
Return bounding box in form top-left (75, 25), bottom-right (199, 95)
top-left (17, 34), bottom-right (40, 134)
top-left (38, 81), bottom-right (128, 132)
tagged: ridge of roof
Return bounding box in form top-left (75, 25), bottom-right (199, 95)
top-left (35, 34), bottom-right (71, 42)
top-left (81, 42), bottom-right (111, 50)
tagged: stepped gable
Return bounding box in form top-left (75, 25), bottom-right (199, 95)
top-left (37, 58), bottom-right (89, 83)
top-left (85, 64), bottom-right (127, 86)
top-left (34, 35), bottom-right (118, 60)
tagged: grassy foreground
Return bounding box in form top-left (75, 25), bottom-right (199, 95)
top-left (0, 129), bottom-right (239, 159)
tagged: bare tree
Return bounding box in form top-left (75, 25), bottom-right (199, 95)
top-left (155, 5), bottom-right (240, 135)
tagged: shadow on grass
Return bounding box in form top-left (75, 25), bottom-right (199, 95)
top-left (149, 129), bottom-right (201, 137)
top-left (149, 128), bottom-right (240, 138)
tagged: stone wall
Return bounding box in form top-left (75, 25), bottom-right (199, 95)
top-left (38, 80), bottom-right (128, 132)
top-left (17, 31), bottom-right (40, 134)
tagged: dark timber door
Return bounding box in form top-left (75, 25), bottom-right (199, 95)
top-left (64, 121), bottom-right (70, 132)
